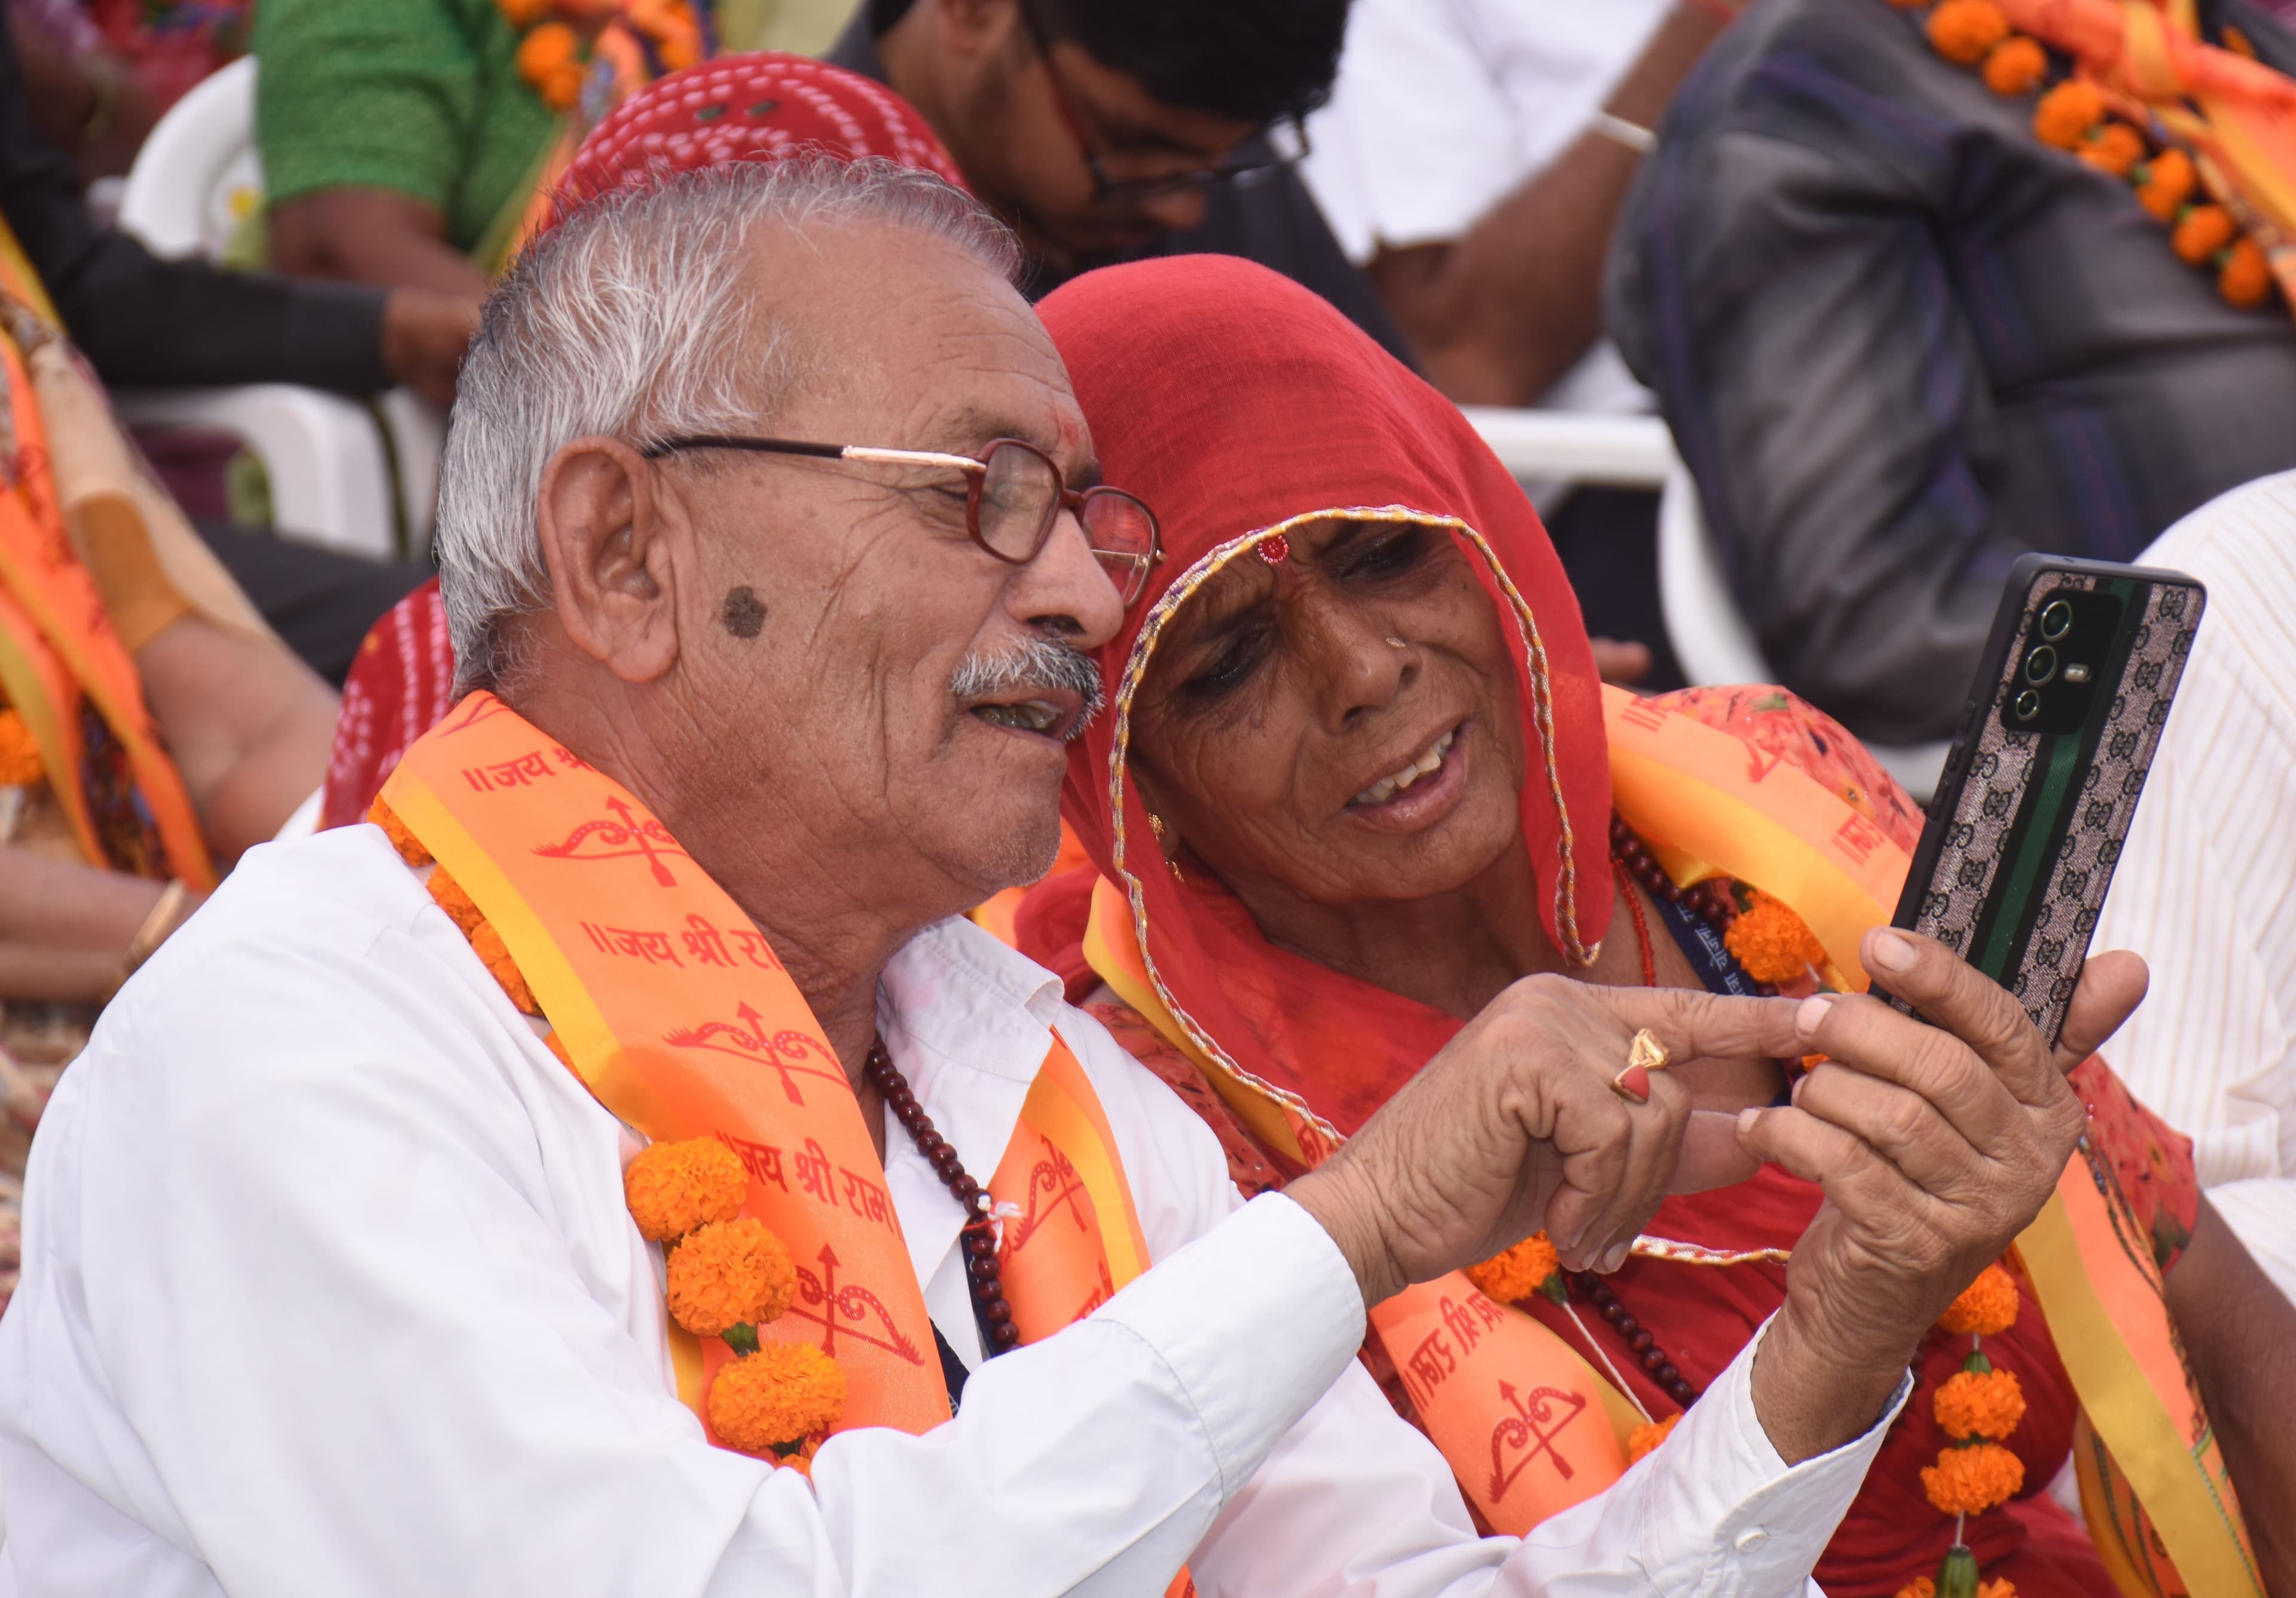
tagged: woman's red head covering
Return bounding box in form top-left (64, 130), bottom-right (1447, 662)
top-left (560, 52), bottom-right (967, 206)
top-left (319, 57), bottom-right (965, 830)
top-left (1025, 255), bottom-right (1611, 1138)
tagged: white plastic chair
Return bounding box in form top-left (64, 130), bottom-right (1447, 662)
top-left (112, 57), bottom-right (447, 561)
top-left (1464, 407), bottom-right (1949, 802)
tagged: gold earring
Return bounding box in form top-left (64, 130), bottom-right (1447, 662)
top-left (1147, 813), bottom-right (1186, 883)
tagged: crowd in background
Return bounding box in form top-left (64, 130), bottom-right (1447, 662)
top-left (1, 0), bottom-right (2294, 1587)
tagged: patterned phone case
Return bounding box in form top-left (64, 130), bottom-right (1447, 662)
top-left (1894, 562), bottom-right (2203, 1045)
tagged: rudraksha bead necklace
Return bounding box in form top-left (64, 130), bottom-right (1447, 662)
top-left (863, 1039), bottom-right (1021, 1356)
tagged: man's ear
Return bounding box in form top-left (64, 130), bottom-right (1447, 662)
top-left (535, 437), bottom-right (683, 685)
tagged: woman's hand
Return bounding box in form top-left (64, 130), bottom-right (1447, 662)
top-left (1287, 975), bottom-right (1803, 1308)
top-left (1736, 927), bottom-right (2141, 1462)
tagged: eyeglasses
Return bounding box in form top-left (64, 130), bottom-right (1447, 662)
top-left (1019, 2), bottom-right (1311, 206)
top-left (642, 433), bottom-right (1165, 605)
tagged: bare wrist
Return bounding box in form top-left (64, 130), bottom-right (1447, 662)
top-left (1287, 1164), bottom-right (1407, 1309)
top-left (1752, 1304), bottom-right (1913, 1463)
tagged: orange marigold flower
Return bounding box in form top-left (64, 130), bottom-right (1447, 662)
top-left (0, 708), bottom-right (44, 787)
top-left (2172, 203), bottom-right (2237, 265)
top-left (1921, 1440), bottom-right (2025, 1515)
top-left (666, 1217), bottom-right (798, 1337)
top-left (537, 60), bottom-right (587, 109)
top-left (1724, 891), bottom-right (1826, 984)
top-left (2078, 121), bottom-right (2145, 179)
top-left (425, 864), bottom-right (486, 936)
top-left (496, 0), bottom-right (552, 25)
top-left (367, 797), bottom-right (433, 866)
top-left (624, 1136), bottom-right (750, 1243)
top-left (708, 1342), bottom-right (847, 1455)
top-left (1933, 1365), bottom-right (2026, 1441)
top-left (1627, 1412), bottom-right (1681, 1463)
top-left (2135, 147), bottom-right (2196, 222)
top-left (1937, 1262), bottom-right (2020, 1335)
top-left (655, 29), bottom-right (700, 71)
top-left (619, 1143), bottom-right (744, 1240)
top-left (516, 22), bottom-right (581, 99)
top-left (1928, 0), bottom-right (2010, 65)
top-left (469, 920), bottom-right (539, 1015)
top-left (2223, 23), bottom-right (2255, 57)
top-left (2032, 80), bottom-right (2105, 149)
top-left (1980, 35), bottom-right (2047, 96)
top-left (2220, 237), bottom-right (2274, 309)
top-left (1465, 1234), bottom-right (1560, 1304)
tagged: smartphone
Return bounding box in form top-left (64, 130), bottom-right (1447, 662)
top-left (1885, 554), bottom-right (2205, 1047)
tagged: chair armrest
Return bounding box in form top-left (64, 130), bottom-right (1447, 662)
top-left (114, 385), bottom-right (398, 560)
top-left (1460, 408), bottom-right (1679, 489)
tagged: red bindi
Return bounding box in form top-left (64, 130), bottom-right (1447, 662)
top-left (1257, 533), bottom-right (1291, 564)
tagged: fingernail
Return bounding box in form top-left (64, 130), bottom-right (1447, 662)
top-left (1790, 1072), bottom-right (1808, 1105)
top-left (1795, 994), bottom-right (1834, 1036)
top-left (1867, 928), bottom-right (1917, 973)
top-left (1604, 1242), bottom-right (1631, 1273)
top-left (1735, 1107), bottom-right (1762, 1139)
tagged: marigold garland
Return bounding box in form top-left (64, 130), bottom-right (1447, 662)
top-left (1900, 0), bottom-right (2280, 312)
top-left (1723, 891), bottom-right (1827, 985)
top-left (1464, 1233), bottom-right (1562, 1304)
top-left (1937, 1262), bottom-right (2019, 1336)
top-left (1932, 1364), bottom-right (2026, 1441)
top-left (367, 796), bottom-right (434, 865)
top-left (494, 0), bottom-right (702, 112)
top-left (1627, 1412), bottom-right (1681, 1464)
top-left (624, 1136), bottom-right (750, 1242)
top-left (1897, 1575), bottom-right (2017, 1598)
top-left (1921, 1440), bottom-right (2026, 1515)
top-left (666, 1217), bottom-right (798, 1338)
top-left (0, 708), bottom-right (42, 786)
top-left (707, 1341), bottom-right (848, 1456)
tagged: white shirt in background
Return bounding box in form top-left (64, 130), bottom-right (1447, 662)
top-left (2093, 469), bottom-right (2296, 1304)
top-left (1299, 0), bottom-right (1672, 414)
top-left (0, 824), bottom-right (1898, 1596)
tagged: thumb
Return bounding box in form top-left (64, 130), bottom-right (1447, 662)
top-left (2056, 950), bottom-right (2148, 1073)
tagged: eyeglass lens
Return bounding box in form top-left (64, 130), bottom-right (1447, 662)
top-left (977, 441), bottom-right (1158, 603)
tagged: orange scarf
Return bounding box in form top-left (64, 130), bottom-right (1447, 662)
top-left (381, 694), bottom-right (1155, 1441)
top-left (0, 225), bottom-right (213, 889)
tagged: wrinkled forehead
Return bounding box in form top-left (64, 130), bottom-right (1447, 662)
top-left (744, 219), bottom-right (1088, 462)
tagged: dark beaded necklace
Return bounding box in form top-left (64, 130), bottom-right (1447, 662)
top-left (1562, 815), bottom-right (1747, 1414)
top-left (863, 1039), bottom-right (1022, 1358)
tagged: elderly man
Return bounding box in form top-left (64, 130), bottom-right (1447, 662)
top-left (0, 162), bottom-right (2109, 1596)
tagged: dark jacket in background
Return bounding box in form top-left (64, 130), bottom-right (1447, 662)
top-left (1607, 0), bottom-right (2296, 743)
top-left (0, 23), bottom-right (389, 392)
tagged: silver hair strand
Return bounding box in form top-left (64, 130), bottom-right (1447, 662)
top-left (432, 157), bottom-right (1024, 696)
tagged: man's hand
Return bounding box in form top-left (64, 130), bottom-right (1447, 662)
top-left (380, 287), bottom-right (483, 408)
top-left (1736, 928), bottom-right (2141, 1461)
top-left (1288, 976), bottom-right (1803, 1309)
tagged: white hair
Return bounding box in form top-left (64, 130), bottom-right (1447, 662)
top-left (434, 158), bottom-right (1025, 694)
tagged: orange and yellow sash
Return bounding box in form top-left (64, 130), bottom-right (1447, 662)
top-left (1080, 872), bottom-right (1646, 1533)
top-left (1602, 685), bottom-right (2258, 1598)
top-left (383, 694), bottom-right (1157, 1446)
top-left (0, 225), bottom-right (212, 888)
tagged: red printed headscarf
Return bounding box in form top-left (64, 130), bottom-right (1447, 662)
top-left (320, 59), bottom-right (965, 830)
top-left (1022, 257), bottom-right (1612, 1139)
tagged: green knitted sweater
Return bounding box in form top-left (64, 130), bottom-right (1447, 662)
top-left (253, 0), bottom-right (558, 254)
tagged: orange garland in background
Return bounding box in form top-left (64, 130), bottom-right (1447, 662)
top-left (496, 0), bottom-right (701, 111)
top-left (1894, 0), bottom-right (2283, 309)
top-left (1899, 1262), bottom-right (2027, 1598)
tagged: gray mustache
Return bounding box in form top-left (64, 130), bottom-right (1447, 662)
top-left (949, 635), bottom-right (1106, 742)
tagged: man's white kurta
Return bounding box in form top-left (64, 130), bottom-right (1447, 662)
top-left (0, 824), bottom-right (1900, 1595)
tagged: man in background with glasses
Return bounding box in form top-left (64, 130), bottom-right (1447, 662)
top-left (827, 0), bottom-right (1415, 366)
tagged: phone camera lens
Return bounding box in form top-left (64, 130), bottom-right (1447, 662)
top-left (2024, 645), bottom-right (2058, 685)
top-left (2039, 599), bottom-right (2074, 642)
top-left (2014, 688), bottom-right (2042, 721)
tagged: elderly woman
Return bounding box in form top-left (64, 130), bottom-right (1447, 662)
top-left (1015, 257), bottom-right (2295, 1598)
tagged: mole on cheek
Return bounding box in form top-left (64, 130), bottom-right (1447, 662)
top-left (720, 585), bottom-right (767, 639)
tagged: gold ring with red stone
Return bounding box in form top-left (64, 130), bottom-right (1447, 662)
top-left (1611, 1029), bottom-right (1671, 1103)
